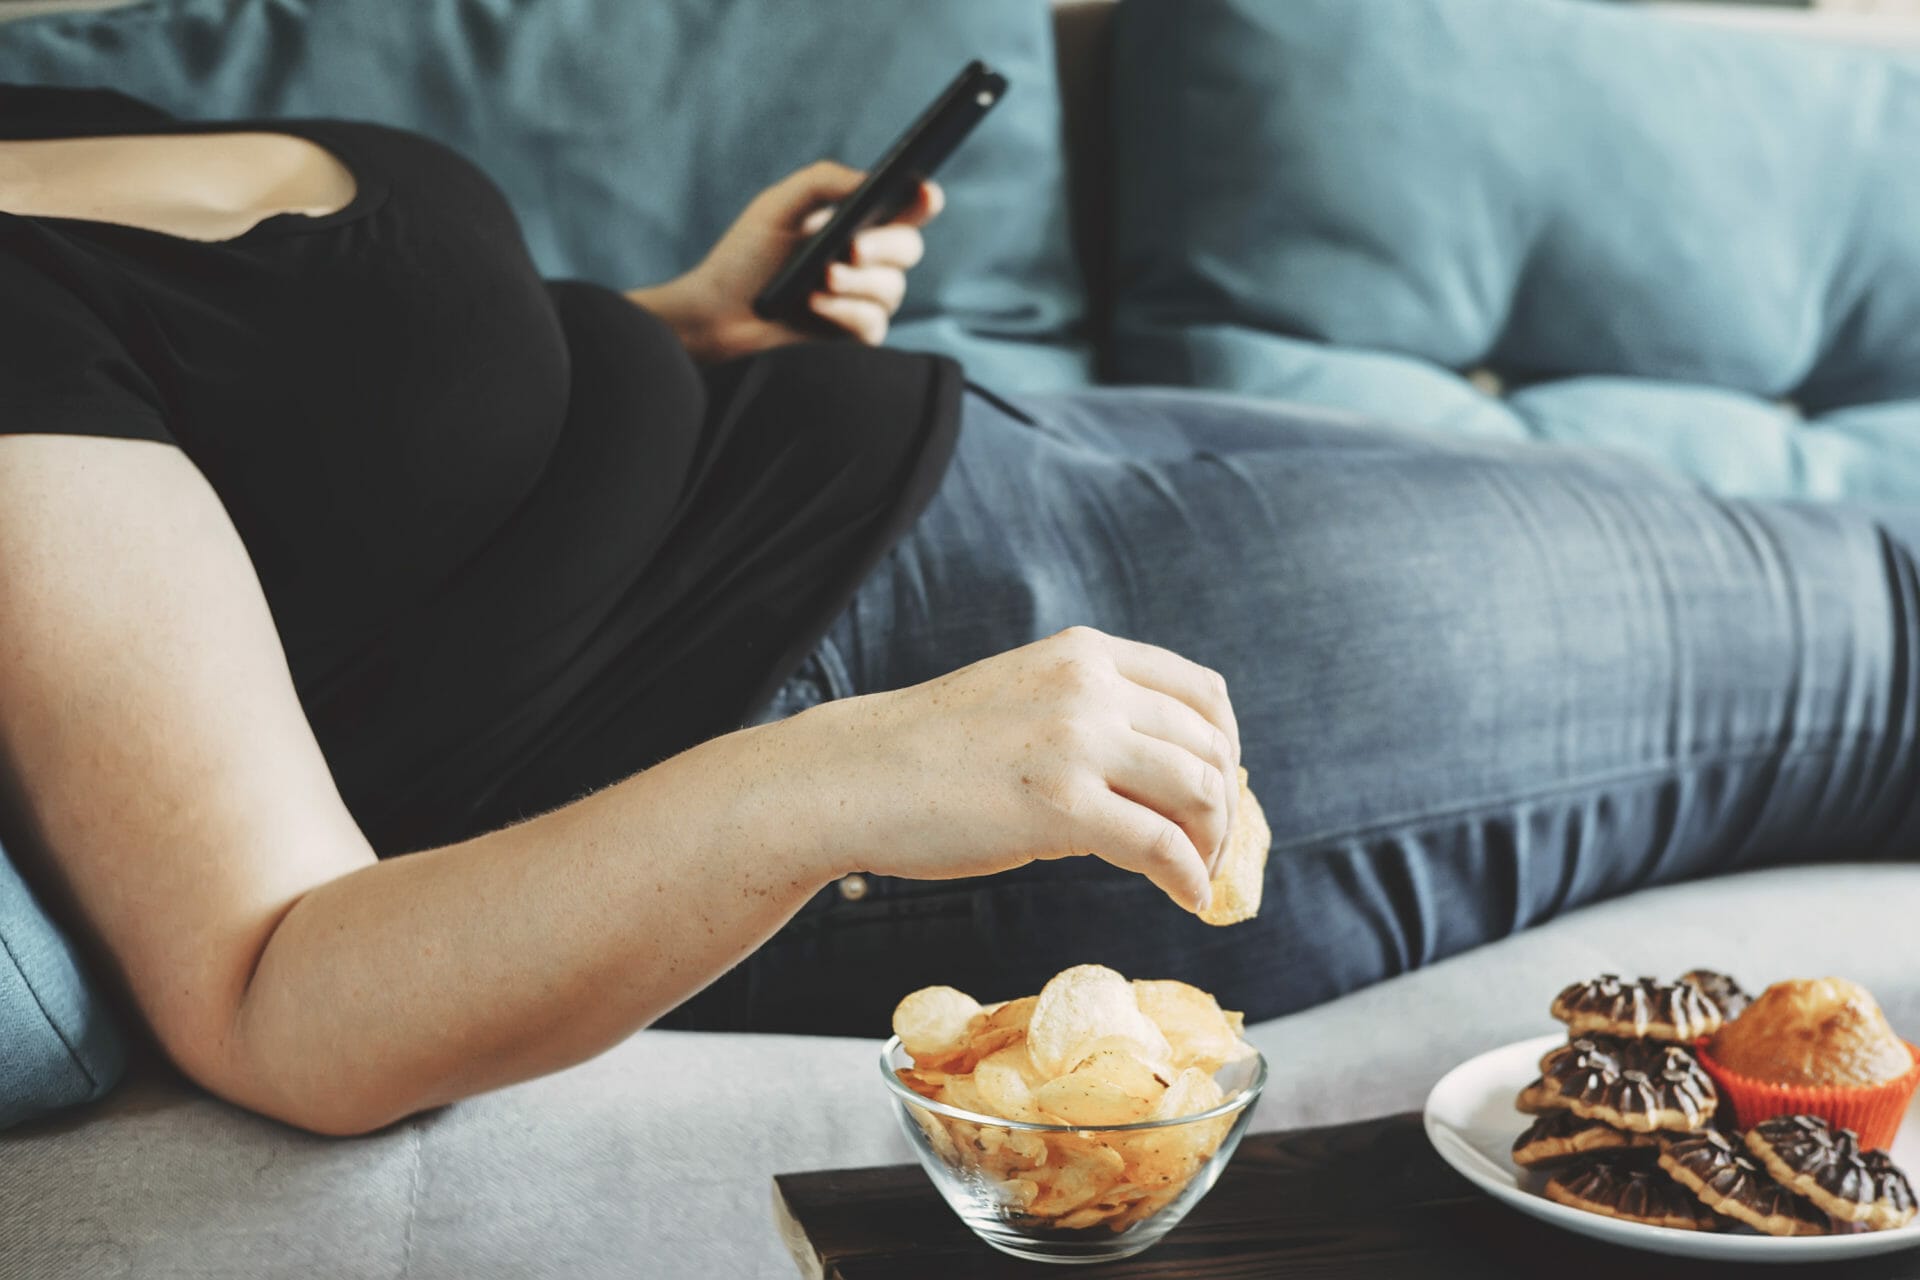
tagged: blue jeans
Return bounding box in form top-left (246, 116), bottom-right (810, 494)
top-left (665, 387), bottom-right (1920, 1033)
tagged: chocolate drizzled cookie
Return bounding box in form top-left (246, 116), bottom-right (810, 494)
top-left (1512, 1111), bottom-right (1659, 1168)
top-left (1524, 1036), bottom-right (1718, 1133)
top-left (1544, 1155), bottom-right (1721, 1231)
top-left (1658, 1130), bottom-right (1829, 1237)
top-left (1680, 969), bottom-right (1752, 1021)
top-left (1745, 1116), bottom-right (1917, 1231)
top-left (1552, 974), bottom-right (1724, 1043)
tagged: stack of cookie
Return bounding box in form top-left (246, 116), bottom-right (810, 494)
top-left (1513, 972), bottom-right (1733, 1232)
top-left (1512, 971), bottom-right (1917, 1236)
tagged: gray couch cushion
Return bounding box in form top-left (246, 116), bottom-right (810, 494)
top-left (2, 862), bottom-right (1913, 1278)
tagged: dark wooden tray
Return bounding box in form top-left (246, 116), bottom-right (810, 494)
top-left (773, 1111), bottom-right (1920, 1279)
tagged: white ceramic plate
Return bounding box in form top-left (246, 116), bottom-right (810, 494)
top-left (1424, 1034), bottom-right (1920, 1264)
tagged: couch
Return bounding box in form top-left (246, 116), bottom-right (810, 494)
top-left (2, 2), bottom-right (1918, 1277)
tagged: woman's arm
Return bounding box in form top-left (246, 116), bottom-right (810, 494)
top-left (0, 435), bottom-right (1238, 1137)
top-left (628, 160), bottom-right (942, 361)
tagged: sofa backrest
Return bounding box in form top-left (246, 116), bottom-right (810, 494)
top-left (1042, 0), bottom-right (1920, 316)
top-left (5, 0), bottom-right (1918, 314)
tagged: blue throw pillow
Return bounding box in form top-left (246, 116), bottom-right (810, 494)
top-left (0, 839), bottom-right (125, 1130)
top-left (1109, 0), bottom-right (1920, 416)
top-left (0, 0), bottom-right (1091, 388)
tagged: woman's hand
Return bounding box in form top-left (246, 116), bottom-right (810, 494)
top-left (628, 160), bottom-right (943, 363)
top-left (788, 627), bottom-right (1243, 914)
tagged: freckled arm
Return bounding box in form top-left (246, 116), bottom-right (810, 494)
top-left (232, 711), bottom-right (852, 1134)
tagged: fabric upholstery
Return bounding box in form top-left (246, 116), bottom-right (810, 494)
top-left (0, 0), bottom-right (1092, 388)
top-left (2, 863), bottom-right (1914, 1277)
top-left (1109, 0), bottom-right (1920, 500)
top-left (0, 840), bottom-right (124, 1131)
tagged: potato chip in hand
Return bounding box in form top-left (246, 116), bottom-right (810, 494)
top-left (1198, 768), bottom-right (1269, 926)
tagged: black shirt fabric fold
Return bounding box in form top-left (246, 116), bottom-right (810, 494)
top-left (0, 86), bottom-right (960, 853)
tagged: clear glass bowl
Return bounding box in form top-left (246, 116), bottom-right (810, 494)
top-left (879, 1036), bottom-right (1266, 1265)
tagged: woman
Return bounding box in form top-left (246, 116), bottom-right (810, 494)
top-left (1, 86), bottom-right (1915, 1137)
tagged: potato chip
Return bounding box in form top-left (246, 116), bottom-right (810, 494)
top-left (972, 1044), bottom-right (1046, 1123)
top-left (1000, 1177), bottom-right (1041, 1210)
top-left (1154, 1065), bottom-right (1227, 1120)
top-left (1067, 1037), bottom-right (1170, 1094)
top-left (945, 1117), bottom-right (982, 1161)
top-left (1197, 768), bottom-right (1269, 926)
top-left (1035, 1048), bottom-right (1162, 1127)
top-left (1027, 1143), bottom-right (1126, 1218)
top-left (977, 1124), bottom-right (1049, 1172)
top-left (1132, 979), bottom-right (1255, 1074)
top-left (1091, 1181), bottom-right (1151, 1211)
top-left (1053, 1205), bottom-right (1111, 1230)
top-left (966, 995), bottom-right (1037, 1059)
top-left (937, 1072), bottom-right (992, 1119)
top-left (892, 985), bottom-right (983, 1068)
top-left (894, 1067), bottom-right (947, 1100)
top-left (1026, 965), bottom-right (1173, 1079)
top-left (907, 1104), bottom-right (960, 1165)
top-left (1109, 1184), bottom-right (1182, 1230)
top-left (1033, 1077), bottom-right (1148, 1128)
top-left (1007, 1129), bottom-right (1050, 1168)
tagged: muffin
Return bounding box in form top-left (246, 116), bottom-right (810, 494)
top-left (1709, 979), bottom-right (1912, 1088)
top-left (1699, 978), bottom-right (1920, 1150)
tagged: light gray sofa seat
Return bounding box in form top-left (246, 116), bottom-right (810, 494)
top-left (4, 862), bottom-right (1913, 1279)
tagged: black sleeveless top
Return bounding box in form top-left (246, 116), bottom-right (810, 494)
top-left (0, 87), bottom-right (961, 854)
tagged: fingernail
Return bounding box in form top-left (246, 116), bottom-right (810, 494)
top-left (1195, 884), bottom-right (1213, 914)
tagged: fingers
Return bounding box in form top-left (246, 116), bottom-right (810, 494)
top-left (761, 159), bottom-right (865, 230)
top-left (1068, 787), bottom-right (1213, 915)
top-left (894, 179), bottom-right (945, 228)
top-left (1101, 634), bottom-right (1241, 774)
top-left (1127, 693), bottom-right (1239, 874)
top-left (809, 292), bottom-right (890, 345)
top-left (772, 159), bottom-right (865, 207)
top-left (825, 261), bottom-right (906, 313)
top-left (792, 181), bottom-right (939, 245)
top-left (1106, 734), bottom-right (1232, 881)
top-left (851, 224), bottom-right (925, 270)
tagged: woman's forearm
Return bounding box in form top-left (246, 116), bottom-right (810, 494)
top-left (213, 626), bottom-right (1237, 1136)
top-left (225, 708), bottom-right (851, 1136)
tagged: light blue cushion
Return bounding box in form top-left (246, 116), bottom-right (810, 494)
top-left (1109, 0), bottom-right (1920, 500)
top-left (0, 0), bottom-right (1091, 388)
top-left (0, 840), bottom-right (125, 1130)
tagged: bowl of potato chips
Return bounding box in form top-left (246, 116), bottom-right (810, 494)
top-left (883, 964), bottom-right (1266, 1264)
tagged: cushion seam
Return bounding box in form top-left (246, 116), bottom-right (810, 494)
top-left (0, 923), bottom-right (96, 1092)
top-left (397, 1119), bottom-right (426, 1279)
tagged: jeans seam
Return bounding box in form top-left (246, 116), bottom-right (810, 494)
top-left (1265, 728), bottom-right (1912, 858)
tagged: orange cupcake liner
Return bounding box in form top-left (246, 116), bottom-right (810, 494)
top-left (1695, 1039), bottom-right (1920, 1152)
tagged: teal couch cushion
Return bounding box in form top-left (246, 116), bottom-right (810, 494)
top-left (1109, 0), bottom-right (1920, 500)
top-left (0, 0), bottom-right (1090, 388)
top-left (0, 839), bottom-right (125, 1130)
